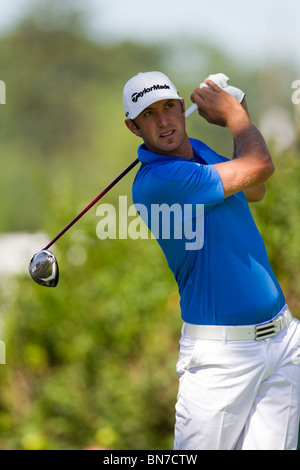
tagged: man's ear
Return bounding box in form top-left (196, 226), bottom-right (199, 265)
top-left (180, 99), bottom-right (186, 115)
top-left (125, 119), bottom-right (141, 137)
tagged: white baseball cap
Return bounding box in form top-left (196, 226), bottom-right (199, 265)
top-left (122, 71), bottom-right (183, 119)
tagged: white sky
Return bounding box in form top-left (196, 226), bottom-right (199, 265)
top-left (0, 0), bottom-right (299, 68)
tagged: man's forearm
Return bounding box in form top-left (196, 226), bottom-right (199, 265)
top-left (232, 99), bottom-right (249, 160)
top-left (230, 101), bottom-right (269, 202)
top-left (192, 82), bottom-right (275, 197)
top-left (228, 107), bottom-right (274, 173)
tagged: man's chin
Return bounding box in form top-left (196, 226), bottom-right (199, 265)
top-left (147, 140), bottom-right (180, 156)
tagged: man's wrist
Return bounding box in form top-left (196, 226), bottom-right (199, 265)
top-left (226, 107), bottom-right (252, 135)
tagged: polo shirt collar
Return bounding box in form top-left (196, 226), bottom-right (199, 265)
top-left (137, 140), bottom-right (207, 165)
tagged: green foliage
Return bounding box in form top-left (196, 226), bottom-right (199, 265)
top-left (0, 5), bottom-right (299, 450)
top-left (250, 149), bottom-right (300, 316)
top-left (0, 232), bottom-right (181, 450)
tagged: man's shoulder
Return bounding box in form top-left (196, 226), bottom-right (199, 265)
top-left (190, 137), bottom-right (230, 164)
top-left (133, 159), bottom-right (186, 194)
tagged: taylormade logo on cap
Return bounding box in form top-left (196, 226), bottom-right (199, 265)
top-left (131, 83), bottom-right (171, 103)
top-left (123, 71), bottom-right (182, 119)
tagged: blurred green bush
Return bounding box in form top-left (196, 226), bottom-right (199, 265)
top-left (0, 231), bottom-right (182, 449)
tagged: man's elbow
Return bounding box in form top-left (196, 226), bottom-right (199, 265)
top-left (260, 153), bottom-right (275, 183)
top-left (245, 184), bottom-right (266, 202)
top-left (246, 156), bottom-right (274, 202)
top-left (266, 158), bottom-right (275, 178)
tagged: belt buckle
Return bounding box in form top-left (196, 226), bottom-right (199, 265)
top-left (255, 317), bottom-right (282, 341)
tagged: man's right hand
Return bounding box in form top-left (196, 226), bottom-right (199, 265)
top-left (190, 79), bottom-right (249, 129)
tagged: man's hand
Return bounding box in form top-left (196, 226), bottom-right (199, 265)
top-left (200, 73), bottom-right (246, 103)
top-left (191, 79), bottom-right (248, 128)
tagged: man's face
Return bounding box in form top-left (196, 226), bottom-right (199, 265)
top-left (125, 99), bottom-right (190, 157)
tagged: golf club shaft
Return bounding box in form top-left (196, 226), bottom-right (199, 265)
top-left (44, 158), bottom-right (139, 250)
top-left (44, 102), bottom-right (198, 251)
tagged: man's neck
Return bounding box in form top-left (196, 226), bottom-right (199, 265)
top-left (144, 134), bottom-right (194, 160)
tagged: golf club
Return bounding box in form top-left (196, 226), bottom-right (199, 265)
top-left (29, 101), bottom-right (198, 287)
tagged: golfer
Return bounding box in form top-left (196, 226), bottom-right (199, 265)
top-left (123, 71), bottom-right (300, 450)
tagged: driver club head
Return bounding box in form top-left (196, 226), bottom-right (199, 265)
top-left (29, 249), bottom-right (59, 287)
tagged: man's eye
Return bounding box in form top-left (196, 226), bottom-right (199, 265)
top-left (143, 111), bottom-right (153, 118)
top-left (166, 102), bottom-right (175, 109)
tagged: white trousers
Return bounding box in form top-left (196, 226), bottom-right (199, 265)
top-left (174, 315), bottom-right (300, 450)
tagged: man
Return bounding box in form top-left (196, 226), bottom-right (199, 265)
top-left (122, 71), bottom-right (300, 450)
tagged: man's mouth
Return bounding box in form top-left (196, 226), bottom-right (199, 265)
top-left (160, 130), bottom-right (175, 138)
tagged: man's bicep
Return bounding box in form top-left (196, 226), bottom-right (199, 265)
top-left (213, 157), bottom-right (270, 199)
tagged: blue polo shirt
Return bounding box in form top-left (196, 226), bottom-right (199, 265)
top-left (132, 138), bottom-right (285, 325)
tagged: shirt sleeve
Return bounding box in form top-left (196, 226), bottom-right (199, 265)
top-left (146, 160), bottom-right (225, 208)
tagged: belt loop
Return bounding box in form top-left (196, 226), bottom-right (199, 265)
top-left (284, 311), bottom-right (289, 329)
top-left (222, 326), bottom-right (227, 345)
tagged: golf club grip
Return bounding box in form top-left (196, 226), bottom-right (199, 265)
top-left (184, 102), bottom-right (198, 119)
top-left (44, 101), bottom-right (197, 250)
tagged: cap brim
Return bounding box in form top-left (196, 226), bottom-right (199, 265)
top-left (130, 94), bottom-right (183, 119)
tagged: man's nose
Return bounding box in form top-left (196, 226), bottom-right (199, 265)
top-left (157, 110), bottom-right (169, 126)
